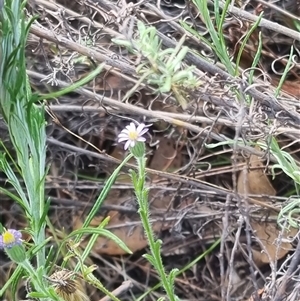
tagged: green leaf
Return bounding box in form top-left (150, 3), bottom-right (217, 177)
top-left (170, 46), bottom-right (189, 72)
top-left (111, 38), bottom-right (134, 52)
top-left (66, 227), bottom-right (132, 254)
top-left (159, 75), bottom-right (172, 93)
top-left (29, 292), bottom-right (49, 299)
top-left (192, 0), bottom-right (234, 74)
top-left (234, 12), bottom-right (263, 76)
top-left (10, 268), bottom-right (23, 301)
top-left (130, 170), bottom-right (139, 187)
top-left (143, 254), bottom-right (157, 267)
top-left (80, 154), bottom-right (133, 230)
top-left (38, 197), bottom-right (50, 230)
top-left (0, 265), bottom-right (24, 298)
top-left (168, 268), bottom-right (179, 285)
top-left (153, 240), bottom-right (163, 256)
top-left (37, 63), bottom-right (105, 100)
top-left (0, 153), bottom-right (30, 211)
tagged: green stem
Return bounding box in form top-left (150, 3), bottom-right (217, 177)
top-left (135, 155), bottom-right (176, 301)
top-left (135, 238), bottom-right (221, 301)
top-left (20, 260), bottom-right (51, 298)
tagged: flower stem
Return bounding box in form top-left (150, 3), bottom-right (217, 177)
top-left (132, 153), bottom-right (177, 301)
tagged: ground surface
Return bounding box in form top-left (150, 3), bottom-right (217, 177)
top-left (1, 0), bottom-right (300, 300)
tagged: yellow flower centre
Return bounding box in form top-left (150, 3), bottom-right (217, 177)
top-left (128, 131), bottom-right (138, 140)
top-left (3, 231), bottom-right (16, 244)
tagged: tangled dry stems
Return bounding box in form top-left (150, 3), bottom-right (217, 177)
top-left (1, 0), bottom-right (300, 300)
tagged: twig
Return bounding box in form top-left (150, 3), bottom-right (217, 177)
top-left (98, 280), bottom-right (133, 301)
top-left (273, 235), bottom-right (300, 301)
top-left (28, 2), bottom-right (300, 126)
top-left (27, 69), bottom-right (294, 173)
top-left (218, 0), bottom-right (300, 42)
top-left (38, 104), bottom-right (300, 137)
top-left (157, 32), bottom-right (300, 126)
top-left (30, 24), bottom-right (134, 75)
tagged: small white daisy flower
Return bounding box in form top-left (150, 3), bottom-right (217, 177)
top-left (118, 122), bottom-right (149, 150)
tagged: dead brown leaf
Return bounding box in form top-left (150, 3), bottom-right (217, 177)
top-left (237, 151), bottom-right (276, 196)
top-left (148, 137), bottom-right (183, 175)
top-left (237, 149), bottom-right (297, 266)
top-left (86, 212), bottom-right (166, 255)
top-left (73, 189), bottom-right (189, 255)
top-left (250, 221), bottom-right (297, 266)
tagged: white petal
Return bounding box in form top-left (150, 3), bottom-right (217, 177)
top-left (124, 140), bottom-right (131, 150)
top-left (137, 137), bottom-right (146, 142)
top-left (136, 123), bottom-right (145, 133)
top-left (130, 140), bottom-right (136, 147)
top-left (119, 129), bottom-right (129, 135)
top-left (126, 122), bottom-right (136, 131)
top-left (139, 128), bottom-right (149, 136)
top-left (118, 133), bottom-right (129, 138)
top-left (118, 137), bottom-right (129, 142)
